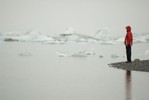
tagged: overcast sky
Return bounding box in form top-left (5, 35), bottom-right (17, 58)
top-left (0, 0), bottom-right (149, 35)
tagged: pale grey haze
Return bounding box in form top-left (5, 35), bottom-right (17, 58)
top-left (0, 0), bottom-right (149, 35)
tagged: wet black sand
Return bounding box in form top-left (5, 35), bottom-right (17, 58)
top-left (109, 59), bottom-right (149, 72)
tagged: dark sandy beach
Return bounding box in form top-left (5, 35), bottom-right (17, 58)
top-left (109, 59), bottom-right (149, 72)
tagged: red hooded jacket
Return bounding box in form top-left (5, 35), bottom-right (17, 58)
top-left (124, 26), bottom-right (133, 46)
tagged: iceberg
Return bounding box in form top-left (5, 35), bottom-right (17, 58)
top-left (1, 31), bottom-right (55, 42)
top-left (0, 27), bottom-right (149, 44)
top-left (21, 31), bottom-right (54, 42)
top-left (60, 26), bottom-right (77, 36)
top-left (94, 27), bottom-right (117, 44)
top-left (58, 27), bottom-right (98, 43)
top-left (133, 33), bottom-right (149, 43)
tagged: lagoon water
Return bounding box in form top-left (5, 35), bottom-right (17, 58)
top-left (0, 42), bottom-right (149, 100)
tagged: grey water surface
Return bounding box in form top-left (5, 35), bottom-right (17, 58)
top-left (0, 42), bottom-right (149, 100)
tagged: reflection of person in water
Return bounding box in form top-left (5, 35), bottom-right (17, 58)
top-left (124, 26), bottom-right (133, 63)
top-left (125, 70), bottom-right (131, 100)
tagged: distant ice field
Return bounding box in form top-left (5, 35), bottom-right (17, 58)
top-left (0, 27), bottom-right (149, 44)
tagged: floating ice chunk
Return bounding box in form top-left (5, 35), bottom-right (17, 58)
top-left (18, 52), bottom-right (32, 57)
top-left (85, 51), bottom-right (95, 55)
top-left (4, 38), bottom-right (18, 42)
top-left (72, 50), bottom-right (95, 57)
top-left (56, 51), bottom-right (68, 57)
top-left (56, 47), bottom-right (96, 58)
top-left (84, 46), bottom-right (96, 55)
top-left (99, 55), bottom-right (104, 58)
top-left (111, 54), bottom-right (119, 58)
top-left (56, 50), bottom-right (88, 58)
top-left (85, 49), bottom-right (96, 55)
top-left (71, 52), bottom-right (88, 58)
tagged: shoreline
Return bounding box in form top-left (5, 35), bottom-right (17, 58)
top-left (109, 59), bottom-right (149, 72)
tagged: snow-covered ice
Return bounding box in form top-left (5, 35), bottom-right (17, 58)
top-left (1, 27), bottom-right (149, 44)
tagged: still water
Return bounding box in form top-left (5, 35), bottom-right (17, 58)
top-left (0, 42), bottom-right (149, 100)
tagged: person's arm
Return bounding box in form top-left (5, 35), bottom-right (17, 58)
top-left (130, 32), bottom-right (133, 46)
top-left (124, 33), bottom-right (127, 45)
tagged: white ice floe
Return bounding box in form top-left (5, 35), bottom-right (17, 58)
top-left (56, 51), bottom-right (68, 57)
top-left (56, 49), bottom-right (96, 58)
top-left (56, 51), bottom-right (88, 58)
top-left (99, 55), bottom-right (104, 58)
top-left (85, 51), bottom-right (95, 55)
top-left (111, 54), bottom-right (119, 58)
top-left (71, 51), bottom-right (88, 58)
top-left (71, 47), bottom-right (96, 57)
top-left (18, 52), bottom-right (32, 57)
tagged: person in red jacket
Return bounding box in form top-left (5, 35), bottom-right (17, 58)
top-left (124, 25), bottom-right (133, 62)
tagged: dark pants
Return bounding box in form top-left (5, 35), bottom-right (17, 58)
top-left (126, 45), bottom-right (131, 62)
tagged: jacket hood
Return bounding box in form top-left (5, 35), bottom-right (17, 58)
top-left (126, 25), bottom-right (131, 32)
